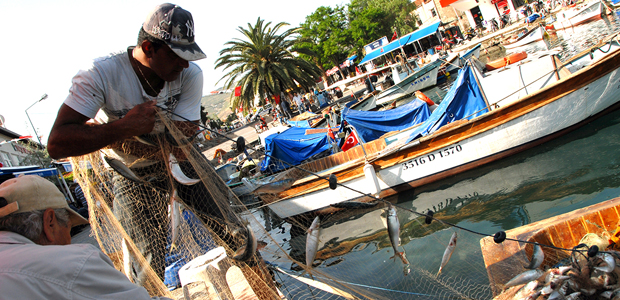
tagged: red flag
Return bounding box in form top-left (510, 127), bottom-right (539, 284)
top-left (234, 86), bottom-right (241, 97)
top-left (341, 131), bottom-right (359, 152)
top-left (391, 31), bottom-right (398, 42)
top-left (327, 127), bottom-right (336, 140)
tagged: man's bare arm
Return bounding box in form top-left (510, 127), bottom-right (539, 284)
top-left (47, 101), bottom-right (158, 159)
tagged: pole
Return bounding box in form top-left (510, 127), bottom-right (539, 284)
top-left (25, 94), bottom-right (48, 167)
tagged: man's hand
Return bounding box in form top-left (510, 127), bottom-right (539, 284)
top-left (118, 100), bottom-right (158, 137)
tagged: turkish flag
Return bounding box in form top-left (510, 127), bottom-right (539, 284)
top-left (327, 127), bottom-right (336, 140)
top-left (341, 131), bottom-right (359, 152)
top-left (391, 32), bottom-right (398, 42)
top-left (234, 86), bottom-right (241, 97)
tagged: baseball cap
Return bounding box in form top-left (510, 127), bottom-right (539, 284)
top-left (0, 175), bottom-right (89, 227)
top-left (143, 3), bottom-right (206, 61)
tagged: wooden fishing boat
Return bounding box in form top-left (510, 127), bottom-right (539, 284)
top-left (479, 197), bottom-right (620, 296)
top-left (503, 26), bottom-right (545, 49)
top-left (485, 51), bottom-right (528, 71)
top-left (445, 44), bottom-right (482, 73)
top-left (258, 34), bottom-right (620, 220)
top-left (374, 60), bottom-right (441, 106)
top-left (550, 0), bottom-right (604, 30)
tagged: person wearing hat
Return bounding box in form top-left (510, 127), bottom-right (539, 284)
top-left (0, 175), bottom-right (172, 300)
top-left (46, 4), bottom-right (276, 298)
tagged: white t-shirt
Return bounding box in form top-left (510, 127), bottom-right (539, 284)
top-left (293, 95), bottom-right (303, 106)
top-left (64, 48), bottom-right (203, 166)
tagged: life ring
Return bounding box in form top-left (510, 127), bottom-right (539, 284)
top-left (415, 91), bottom-right (435, 106)
top-left (485, 51), bottom-right (528, 71)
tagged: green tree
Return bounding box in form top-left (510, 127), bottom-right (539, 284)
top-left (200, 105), bottom-right (209, 126)
top-left (19, 141), bottom-right (53, 167)
top-left (351, 0), bottom-right (418, 36)
top-left (347, 6), bottom-right (392, 57)
top-left (215, 18), bottom-right (322, 113)
top-left (298, 6), bottom-right (352, 81)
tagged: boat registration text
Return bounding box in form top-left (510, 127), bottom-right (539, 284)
top-left (402, 144), bottom-right (463, 170)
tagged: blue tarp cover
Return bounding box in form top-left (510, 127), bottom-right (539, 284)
top-left (260, 127), bottom-right (333, 173)
top-left (342, 99), bottom-right (430, 143)
top-left (405, 64), bottom-right (489, 143)
top-left (359, 22), bottom-right (441, 65)
top-left (287, 119), bottom-right (312, 128)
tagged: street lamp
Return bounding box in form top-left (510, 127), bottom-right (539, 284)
top-left (25, 93), bottom-right (48, 166)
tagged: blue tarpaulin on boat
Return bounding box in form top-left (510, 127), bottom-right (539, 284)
top-left (287, 119), bottom-right (312, 127)
top-left (359, 22), bottom-right (441, 65)
top-left (405, 64), bottom-right (489, 143)
top-left (342, 99), bottom-right (430, 143)
top-left (260, 127), bottom-right (333, 173)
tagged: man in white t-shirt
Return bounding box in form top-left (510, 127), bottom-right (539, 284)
top-left (47, 4), bottom-right (272, 295)
top-left (291, 92), bottom-right (303, 114)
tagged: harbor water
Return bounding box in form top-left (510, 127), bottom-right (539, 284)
top-left (253, 13), bottom-right (620, 299)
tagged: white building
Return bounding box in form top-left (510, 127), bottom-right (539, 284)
top-left (0, 126), bottom-right (36, 167)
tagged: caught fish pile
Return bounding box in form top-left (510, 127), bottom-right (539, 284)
top-left (496, 241), bottom-right (620, 300)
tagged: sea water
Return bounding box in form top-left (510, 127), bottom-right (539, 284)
top-left (255, 13), bottom-right (620, 299)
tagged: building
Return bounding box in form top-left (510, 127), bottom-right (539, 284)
top-left (438, 0), bottom-right (525, 31)
top-left (0, 126), bottom-right (37, 167)
top-left (414, 0), bottom-right (525, 37)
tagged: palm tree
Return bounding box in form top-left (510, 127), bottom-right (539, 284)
top-left (215, 18), bottom-right (322, 113)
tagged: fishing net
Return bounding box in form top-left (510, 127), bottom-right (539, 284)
top-left (69, 38), bottom-right (620, 299)
top-left (67, 107), bottom-right (497, 300)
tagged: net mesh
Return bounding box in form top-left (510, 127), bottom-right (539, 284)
top-left (69, 107), bottom-right (614, 300)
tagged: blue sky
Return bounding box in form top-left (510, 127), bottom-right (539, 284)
top-left (1, 0), bottom-right (346, 143)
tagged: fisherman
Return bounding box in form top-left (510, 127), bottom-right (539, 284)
top-left (0, 175), bottom-right (172, 300)
top-left (47, 3), bottom-right (275, 299)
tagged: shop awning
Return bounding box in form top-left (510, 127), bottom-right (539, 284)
top-left (358, 21), bottom-right (441, 65)
top-left (440, 0), bottom-right (461, 7)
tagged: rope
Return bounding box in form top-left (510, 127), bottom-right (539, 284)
top-left (154, 37), bottom-right (620, 259)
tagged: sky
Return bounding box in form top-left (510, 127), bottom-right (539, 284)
top-left (0, 0), bottom-right (347, 144)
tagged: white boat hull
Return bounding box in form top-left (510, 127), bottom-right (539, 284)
top-left (552, 1), bottom-right (603, 30)
top-left (267, 46), bottom-right (620, 219)
top-left (504, 26), bottom-right (545, 49)
top-left (376, 64), bottom-right (440, 105)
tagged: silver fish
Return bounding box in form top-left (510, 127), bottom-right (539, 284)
top-left (232, 224), bottom-right (257, 262)
top-left (504, 269), bottom-right (544, 289)
top-left (306, 216), bottom-right (321, 268)
top-left (253, 178), bottom-right (295, 194)
top-left (170, 189), bottom-right (181, 252)
top-left (438, 232), bottom-right (457, 275)
top-left (595, 253), bottom-right (616, 273)
top-left (104, 155), bottom-right (143, 183)
top-left (526, 243), bottom-right (544, 269)
top-left (387, 204), bottom-right (409, 265)
top-left (168, 153), bottom-right (200, 185)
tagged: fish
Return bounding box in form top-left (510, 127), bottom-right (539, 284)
top-left (168, 153), bottom-right (200, 185)
top-left (329, 200), bottom-right (379, 209)
top-left (438, 232), bottom-right (457, 275)
top-left (134, 134), bottom-right (159, 146)
top-left (594, 253), bottom-right (616, 273)
top-left (104, 155), bottom-right (143, 183)
top-left (526, 243), bottom-right (544, 269)
top-left (232, 224), bottom-right (257, 262)
top-left (504, 269), bottom-right (544, 290)
top-left (387, 204), bottom-right (409, 265)
top-left (170, 189), bottom-right (181, 252)
top-left (253, 178), bottom-right (295, 194)
top-left (306, 216), bottom-right (321, 268)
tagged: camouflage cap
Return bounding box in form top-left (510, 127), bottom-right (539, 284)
top-left (143, 3), bottom-right (206, 61)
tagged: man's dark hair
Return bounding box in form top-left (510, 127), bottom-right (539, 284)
top-left (137, 28), bottom-right (165, 51)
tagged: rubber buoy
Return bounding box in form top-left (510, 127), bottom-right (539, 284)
top-left (493, 231), bottom-right (506, 243)
top-left (588, 245), bottom-right (599, 257)
top-left (425, 210), bottom-right (434, 224)
top-left (328, 174), bottom-right (338, 190)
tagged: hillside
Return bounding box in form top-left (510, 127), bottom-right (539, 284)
top-left (200, 92), bottom-right (234, 120)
